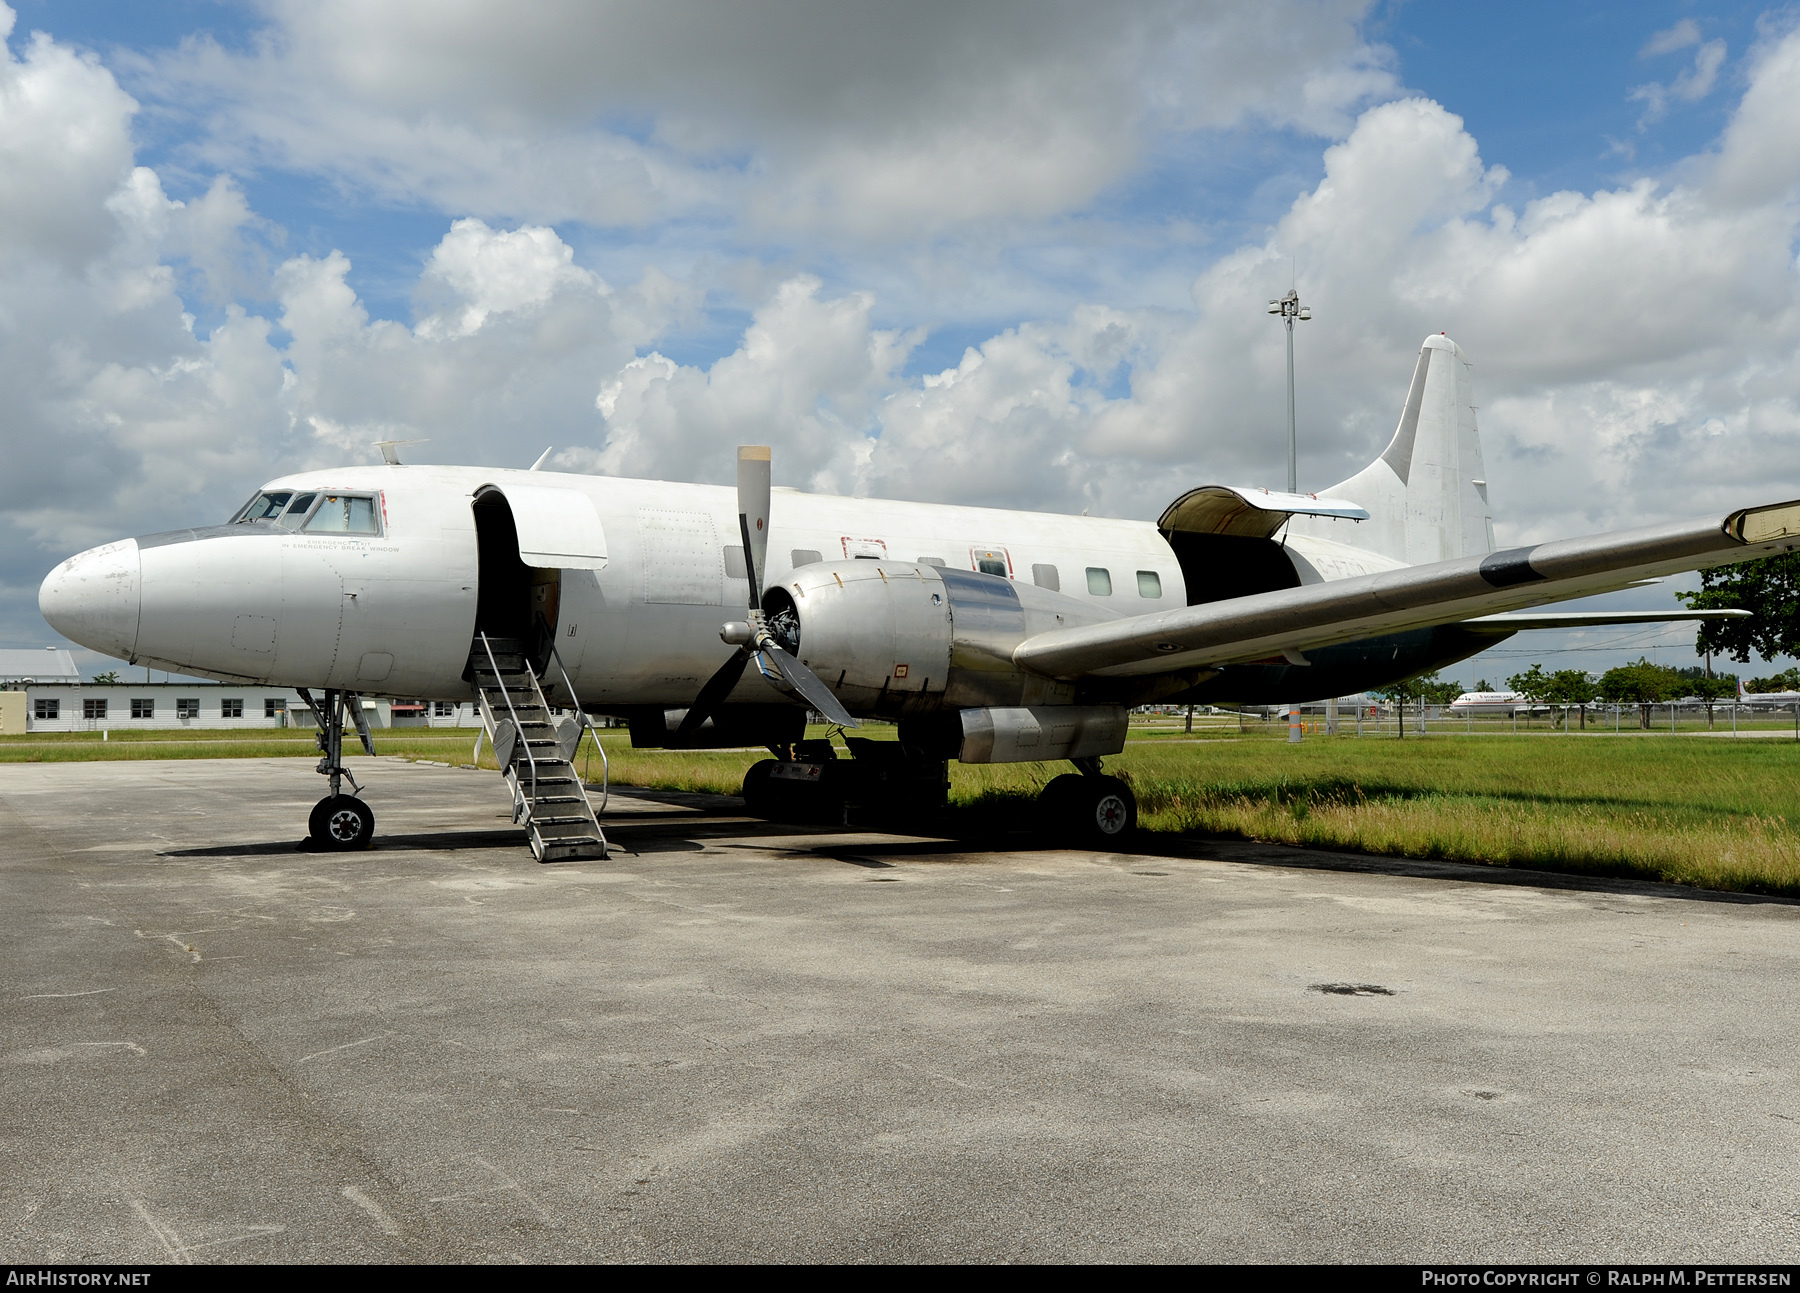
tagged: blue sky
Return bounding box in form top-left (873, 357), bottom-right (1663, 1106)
top-left (3, 0), bottom-right (1798, 685)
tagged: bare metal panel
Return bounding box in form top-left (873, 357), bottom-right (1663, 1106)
top-left (641, 510), bottom-right (722, 606)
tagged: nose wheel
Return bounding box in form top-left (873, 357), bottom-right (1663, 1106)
top-left (298, 685), bottom-right (377, 851)
top-left (309, 794), bottom-right (376, 850)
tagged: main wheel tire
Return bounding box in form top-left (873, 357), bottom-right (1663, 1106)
top-left (1075, 775), bottom-right (1137, 843)
top-left (309, 794), bottom-right (375, 851)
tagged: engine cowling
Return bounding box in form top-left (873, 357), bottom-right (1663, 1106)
top-left (761, 560), bottom-right (1118, 717)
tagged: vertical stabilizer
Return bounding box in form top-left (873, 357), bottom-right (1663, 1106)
top-left (1288, 334), bottom-right (1493, 565)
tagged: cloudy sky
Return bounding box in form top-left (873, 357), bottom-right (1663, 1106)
top-left (3, 0), bottom-right (1796, 683)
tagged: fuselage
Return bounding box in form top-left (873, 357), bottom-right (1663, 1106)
top-left (38, 464), bottom-right (1495, 716)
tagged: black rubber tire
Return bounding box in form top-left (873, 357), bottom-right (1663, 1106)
top-left (1058, 775), bottom-right (1135, 843)
top-left (309, 794), bottom-right (375, 851)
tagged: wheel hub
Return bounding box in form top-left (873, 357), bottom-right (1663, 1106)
top-left (1094, 794), bottom-right (1128, 834)
top-left (327, 808), bottom-right (364, 841)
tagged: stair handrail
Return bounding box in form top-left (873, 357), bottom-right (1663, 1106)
top-left (545, 640), bottom-right (609, 816)
top-left (479, 631), bottom-right (540, 806)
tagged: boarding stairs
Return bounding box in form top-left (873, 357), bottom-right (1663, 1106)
top-left (470, 633), bottom-right (608, 862)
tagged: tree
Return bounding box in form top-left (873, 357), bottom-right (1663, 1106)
top-left (91, 671), bottom-right (119, 684)
top-left (1675, 663), bottom-right (1739, 727)
top-left (1546, 668), bottom-right (1597, 729)
top-left (1507, 665), bottom-right (1596, 729)
top-left (1677, 552), bottom-right (1800, 663)
top-left (1597, 658), bottom-right (1684, 729)
top-left (1746, 667), bottom-right (1800, 692)
top-left (1371, 670), bottom-right (1458, 738)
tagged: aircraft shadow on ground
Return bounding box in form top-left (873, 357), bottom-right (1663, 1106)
top-left (155, 803), bottom-right (1794, 907)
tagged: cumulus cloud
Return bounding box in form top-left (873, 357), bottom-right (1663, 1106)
top-left (6, 0), bottom-right (1800, 684)
top-left (128, 0), bottom-right (1398, 238)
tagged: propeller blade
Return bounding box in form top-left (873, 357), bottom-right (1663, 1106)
top-left (758, 643), bottom-right (859, 728)
top-left (737, 445), bottom-right (771, 609)
top-left (676, 649), bottom-right (752, 739)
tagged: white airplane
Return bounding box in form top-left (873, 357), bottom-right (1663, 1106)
top-left (1737, 679), bottom-right (1800, 704)
top-left (1447, 690), bottom-right (1528, 714)
top-left (38, 334), bottom-right (1780, 857)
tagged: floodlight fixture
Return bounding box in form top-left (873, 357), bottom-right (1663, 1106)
top-left (1270, 287), bottom-right (1311, 492)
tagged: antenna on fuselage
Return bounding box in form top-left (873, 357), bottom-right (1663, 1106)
top-left (373, 438), bottom-right (429, 466)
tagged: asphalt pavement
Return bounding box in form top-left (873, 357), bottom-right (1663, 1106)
top-left (2, 757), bottom-right (1797, 1263)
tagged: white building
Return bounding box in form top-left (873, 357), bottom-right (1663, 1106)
top-left (11, 682), bottom-right (483, 733)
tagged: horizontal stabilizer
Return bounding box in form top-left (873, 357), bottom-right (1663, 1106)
top-left (1459, 609), bottom-right (1751, 634)
top-left (1013, 500), bottom-right (1800, 679)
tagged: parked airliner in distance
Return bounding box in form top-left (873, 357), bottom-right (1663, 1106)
top-left (38, 334), bottom-right (1784, 858)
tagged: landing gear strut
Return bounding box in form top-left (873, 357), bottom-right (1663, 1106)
top-left (1041, 757), bottom-right (1137, 844)
top-left (298, 687), bottom-right (375, 850)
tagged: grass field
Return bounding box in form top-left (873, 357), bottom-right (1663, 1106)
top-left (6, 723), bottom-right (1799, 897)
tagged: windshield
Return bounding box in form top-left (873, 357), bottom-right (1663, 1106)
top-left (234, 491), bottom-right (293, 523)
top-left (303, 494), bottom-right (380, 535)
top-left (277, 493), bottom-right (318, 529)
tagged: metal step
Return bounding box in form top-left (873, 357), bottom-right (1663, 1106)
top-left (471, 630), bottom-right (608, 864)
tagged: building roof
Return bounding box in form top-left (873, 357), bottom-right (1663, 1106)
top-left (0, 649), bottom-right (81, 684)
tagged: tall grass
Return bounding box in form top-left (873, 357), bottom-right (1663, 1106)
top-left (7, 726), bottom-right (1798, 896)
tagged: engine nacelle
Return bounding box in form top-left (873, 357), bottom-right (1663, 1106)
top-left (762, 560), bottom-right (1119, 716)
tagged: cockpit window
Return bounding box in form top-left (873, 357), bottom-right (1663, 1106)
top-left (234, 491), bottom-right (293, 522)
top-left (278, 493), bottom-right (318, 529)
top-left (303, 494), bottom-right (380, 535)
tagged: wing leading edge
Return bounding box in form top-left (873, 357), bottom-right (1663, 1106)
top-left (1012, 500), bottom-right (1800, 680)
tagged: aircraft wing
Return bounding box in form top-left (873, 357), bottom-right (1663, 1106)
top-left (1012, 501), bottom-right (1800, 680)
top-left (1457, 609), bottom-right (1752, 633)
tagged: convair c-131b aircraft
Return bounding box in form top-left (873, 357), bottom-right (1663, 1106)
top-left (38, 334), bottom-right (1787, 858)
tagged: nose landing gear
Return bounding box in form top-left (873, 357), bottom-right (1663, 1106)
top-left (298, 686), bottom-right (376, 851)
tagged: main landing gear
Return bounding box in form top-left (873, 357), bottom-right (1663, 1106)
top-left (1040, 757), bottom-right (1137, 844)
top-left (740, 742), bottom-right (1137, 844)
top-left (298, 687), bottom-right (375, 851)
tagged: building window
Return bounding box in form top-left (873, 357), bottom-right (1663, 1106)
top-left (265, 698), bottom-right (285, 718)
top-left (1086, 567), bottom-right (1113, 596)
top-left (221, 698), bottom-right (243, 718)
top-left (84, 699), bottom-right (107, 720)
top-left (1032, 563), bottom-right (1060, 592)
top-left (435, 701), bottom-right (455, 717)
top-left (1137, 571), bottom-right (1163, 598)
top-left (176, 698), bottom-right (200, 718)
top-left (131, 698), bottom-right (154, 719)
top-left (34, 698), bottom-right (59, 720)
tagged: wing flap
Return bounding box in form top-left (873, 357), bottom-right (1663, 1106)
top-left (1459, 609), bottom-right (1752, 633)
top-left (1013, 501), bottom-right (1797, 679)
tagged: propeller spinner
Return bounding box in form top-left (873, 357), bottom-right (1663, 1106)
top-left (675, 446), bottom-right (857, 740)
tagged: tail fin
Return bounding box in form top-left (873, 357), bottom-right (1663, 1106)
top-left (1288, 334), bottom-right (1493, 565)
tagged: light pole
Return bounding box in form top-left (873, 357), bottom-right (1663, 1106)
top-left (1269, 287), bottom-right (1311, 744)
top-left (1267, 288), bottom-right (1312, 493)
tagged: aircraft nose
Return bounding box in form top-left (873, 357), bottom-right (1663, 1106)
top-left (39, 539), bottom-right (141, 661)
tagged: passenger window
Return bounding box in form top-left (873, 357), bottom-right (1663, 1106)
top-left (791, 549), bottom-right (822, 568)
top-left (303, 495), bottom-right (379, 535)
top-left (1032, 563), bottom-right (1060, 592)
top-left (237, 491), bottom-right (292, 522)
top-left (278, 494), bottom-right (318, 529)
top-left (724, 546), bottom-right (748, 579)
top-left (1137, 570), bottom-right (1162, 598)
top-left (1086, 567), bottom-right (1113, 596)
top-left (916, 557), bottom-right (946, 567)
